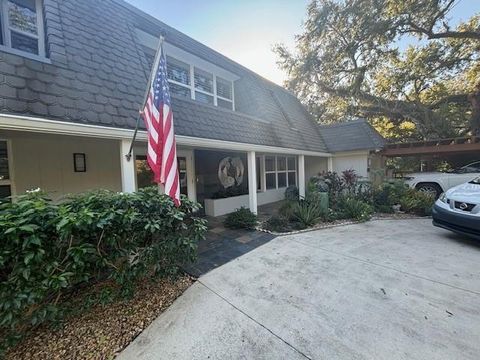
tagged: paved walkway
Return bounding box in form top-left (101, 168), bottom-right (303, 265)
top-left (184, 215), bottom-right (276, 276)
top-left (120, 219), bottom-right (480, 359)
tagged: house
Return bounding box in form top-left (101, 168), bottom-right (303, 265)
top-left (0, 0), bottom-right (384, 216)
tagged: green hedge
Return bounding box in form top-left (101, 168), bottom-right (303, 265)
top-left (0, 188), bottom-right (207, 351)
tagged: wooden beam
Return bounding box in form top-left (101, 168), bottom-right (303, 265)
top-left (382, 142), bottom-right (480, 156)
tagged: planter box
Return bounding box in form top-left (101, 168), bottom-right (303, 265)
top-left (204, 194), bottom-right (249, 217)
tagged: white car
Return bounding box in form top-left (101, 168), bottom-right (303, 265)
top-left (403, 161), bottom-right (480, 197)
top-left (432, 176), bottom-right (480, 240)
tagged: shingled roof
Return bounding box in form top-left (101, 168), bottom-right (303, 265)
top-left (0, 0), bottom-right (328, 153)
top-left (318, 119), bottom-right (386, 152)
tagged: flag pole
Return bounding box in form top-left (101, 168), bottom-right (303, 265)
top-left (125, 32), bottom-right (166, 162)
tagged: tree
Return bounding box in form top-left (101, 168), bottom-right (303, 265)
top-left (275, 0), bottom-right (480, 140)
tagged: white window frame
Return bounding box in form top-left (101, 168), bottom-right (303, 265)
top-left (165, 55), bottom-right (235, 110)
top-left (262, 155), bottom-right (297, 191)
top-left (0, 0), bottom-right (46, 58)
top-left (0, 139), bottom-right (15, 198)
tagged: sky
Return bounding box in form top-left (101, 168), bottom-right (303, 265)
top-left (125, 0), bottom-right (480, 86)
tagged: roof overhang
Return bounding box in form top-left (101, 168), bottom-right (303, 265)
top-left (0, 113), bottom-right (331, 157)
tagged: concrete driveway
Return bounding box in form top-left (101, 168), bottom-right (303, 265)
top-left (119, 219), bottom-right (480, 360)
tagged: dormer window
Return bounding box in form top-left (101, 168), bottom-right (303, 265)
top-left (0, 0), bottom-right (45, 57)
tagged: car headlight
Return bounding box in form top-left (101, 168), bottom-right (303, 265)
top-left (403, 176), bottom-right (414, 181)
top-left (439, 193), bottom-right (448, 203)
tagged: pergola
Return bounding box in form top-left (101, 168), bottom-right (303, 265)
top-left (382, 136), bottom-right (480, 157)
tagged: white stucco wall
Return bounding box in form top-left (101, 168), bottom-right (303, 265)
top-left (305, 156), bottom-right (328, 181)
top-left (332, 151), bottom-right (369, 178)
top-left (7, 132), bottom-right (121, 199)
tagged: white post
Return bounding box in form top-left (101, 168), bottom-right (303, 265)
top-left (327, 156), bottom-right (334, 172)
top-left (247, 150), bottom-right (257, 214)
top-left (298, 154), bottom-right (305, 198)
top-left (120, 139), bottom-right (137, 193)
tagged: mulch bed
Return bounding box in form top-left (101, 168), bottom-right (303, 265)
top-left (5, 275), bottom-right (194, 360)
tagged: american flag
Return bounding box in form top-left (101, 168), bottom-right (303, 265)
top-left (141, 42), bottom-right (180, 206)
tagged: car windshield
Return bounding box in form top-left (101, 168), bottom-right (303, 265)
top-left (470, 176), bottom-right (480, 184)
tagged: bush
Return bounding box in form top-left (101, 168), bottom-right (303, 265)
top-left (224, 207), bottom-right (257, 229)
top-left (337, 196), bottom-right (374, 222)
top-left (399, 189), bottom-right (435, 216)
top-left (373, 181), bottom-right (408, 212)
top-left (291, 200), bottom-right (324, 228)
top-left (278, 200), bottom-right (295, 220)
top-left (264, 215), bottom-right (290, 232)
top-left (0, 188), bottom-right (207, 352)
top-left (285, 186), bottom-right (299, 201)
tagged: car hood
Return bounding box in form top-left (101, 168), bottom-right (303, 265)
top-left (446, 182), bottom-right (480, 202)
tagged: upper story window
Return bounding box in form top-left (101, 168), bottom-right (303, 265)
top-left (165, 56), bottom-right (234, 110)
top-left (135, 28), bottom-right (237, 110)
top-left (0, 0), bottom-right (45, 57)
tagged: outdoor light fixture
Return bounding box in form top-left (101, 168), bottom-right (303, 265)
top-left (73, 153), bottom-right (86, 172)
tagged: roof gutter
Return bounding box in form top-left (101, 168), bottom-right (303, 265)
top-left (0, 113), bottom-right (331, 157)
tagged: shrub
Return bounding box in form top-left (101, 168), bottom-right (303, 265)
top-left (291, 200), bottom-right (324, 228)
top-left (278, 200), bottom-right (295, 220)
top-left (285, 186), bottom-right (299, 201)
top-left (337, 196), bottom-right (374, 222)
top-left (373, 181), bottom-right (408, 211)
top-left (0, 188), bottom-right (207, 352)
top-left (399, 189), bottom-right (435, 216)
top-left (224, 207), bottom-right (257, 229)
top-left (264, 215), bottom-right (290, 232)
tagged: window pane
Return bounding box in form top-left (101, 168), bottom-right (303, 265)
top-left (166, 56), bottom-right (190, 85)
top-left (277, 156), bottom-right (286, 171)
top-left (266, 173), bottom-right (276, 190)
top-left (277, 172), bottom-right (287, 188)
top-left (265, 156), bottom-right (275, 172)
top-left (216, 77), bottom-right (232, 99)
top-left (169, 83), bottom-right (190, 98)
top-left (194, 67), bottom-right (213, 93)
top-left (195, 91), bottom-right (214, 105)
top-left (0, 185), bottom-right (11, 202)
top-left (287, 157), bottom-right (296, 170)
top-left (217, 98), bottom-right (233, 110)
top-left (11, 30), bottom-right (38, 54)
top-left (8, 0), bottom-right (37, 35)
top-left (0, 141), bottom-right (10, 180)
top-left (288, 172), bottom-right (296, 186)
top-left (135, 156), bottom-right (154, 189)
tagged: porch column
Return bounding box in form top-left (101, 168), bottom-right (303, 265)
top-left (327, 156), bottom-right (334, 172)
top-left (247, 150), bottom-right (257, 214)
top-left (298, 154), bottom-right (305, 198)
top-left (120, 139), bottom-right (136, 193)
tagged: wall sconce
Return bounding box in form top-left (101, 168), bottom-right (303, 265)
top-left (73, 153), bottom-right (86, 172)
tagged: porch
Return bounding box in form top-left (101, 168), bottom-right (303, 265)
top-left (0, 128), bottom-right (330, 216)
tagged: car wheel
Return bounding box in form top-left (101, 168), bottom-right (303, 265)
top-left (416, 183), bottom-right (442, 198)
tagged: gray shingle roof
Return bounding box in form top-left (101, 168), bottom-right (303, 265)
top-left (0, 0), bottom-right (328, 153)
top-left (318, 119), bottom-right (385, 152)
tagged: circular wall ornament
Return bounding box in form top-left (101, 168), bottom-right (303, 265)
top-left (218, 157), bottom-right (244, 188)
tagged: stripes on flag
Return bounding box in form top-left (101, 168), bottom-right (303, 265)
top-left (141, 41), bottom-right (180, 206)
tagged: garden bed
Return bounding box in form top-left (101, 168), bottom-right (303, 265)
top-left (4, 275), bottom-right (193, 360)
top-left (258, 212), bottom-right (428, 236)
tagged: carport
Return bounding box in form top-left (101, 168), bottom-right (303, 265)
top-left (382, 136), bottom-right (480, 173)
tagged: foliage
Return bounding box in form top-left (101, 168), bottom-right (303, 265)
top-left (285, 185), bottom-right (299, 201)
top-left (399, 189), bottom-right (435, 216)
top-left (337, 196), bottom-right (374, 222)
top-left (275, 0), bottom-right (480, 140)
top-left (291, 199), bottom-right (324, 229)
top-left (264, 215), bottom-right (291, 233)
top-left (372, 181), bottom-right (409, 212)
top-left (278, 200), bottom-right (296, 221)
top-left (224, 207), bottom-right (258, 229)
top-left (0, 188), bottom-right (207, 352)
